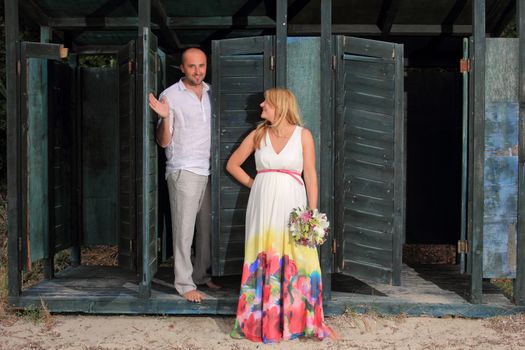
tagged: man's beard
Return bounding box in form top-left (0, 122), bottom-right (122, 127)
top-left (188, 76), bottom-right (203, 86)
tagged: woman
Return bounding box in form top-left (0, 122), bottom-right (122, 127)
top-left (227, 88), bottom-right (334, 343)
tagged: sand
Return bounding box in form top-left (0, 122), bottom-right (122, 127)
top-left (1, 313), bottom-right (525, 350)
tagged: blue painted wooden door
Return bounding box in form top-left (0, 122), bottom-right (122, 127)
top-left (211, 36), bottom-right (275, 276)
top-left (334, 36), bottom-right (405, 285)
top-left (482, 38), bottom-right (519, 279)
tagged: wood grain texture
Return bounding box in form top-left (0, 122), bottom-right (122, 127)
top-left (335, 36), bottom-right (403, 286)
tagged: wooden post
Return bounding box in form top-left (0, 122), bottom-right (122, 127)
top-left (320, 0), bottom-right (333, 300)
top-left (516, 0), bottom-right (525, 306)
top-left (276, 0), bottom-right (287, 87)
top-left (392, 43), bottom-right (405, 287)
top-left (6, 0), bottom-right (21, 298)
top-left (138, 0), bottom-right (152, 299)
top-left (70, 53), bottom-right (81, 267)
top-left (139, 0), bottom-right (151, 29)
top-left (470, 0), bottom-right (486, 304)
top-left (41, 26), bottom-right (54, 280)
top-left (460, 38), bottom-right (469, 274)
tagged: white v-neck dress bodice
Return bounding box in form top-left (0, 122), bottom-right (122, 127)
top-left (255, 126), bottom-right (303, 173)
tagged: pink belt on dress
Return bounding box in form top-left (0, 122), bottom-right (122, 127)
top-left (257, 169), bottom-right (304, 186)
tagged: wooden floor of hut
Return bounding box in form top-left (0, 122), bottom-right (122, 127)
top-left (13, 264), bottom-right (521, 317)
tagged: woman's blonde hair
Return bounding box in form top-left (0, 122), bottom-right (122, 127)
top-left (253, 88), bottom-right (303, 149)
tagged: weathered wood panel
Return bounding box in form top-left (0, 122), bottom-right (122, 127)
top-left (211, 36), bottom-right (274, 276)
top-left (27, 58), bottom-right (48, 263)
top-left (287, 37), bottom-right (321, 162)
top-left (335, 36), bottom-right (404, 285)
top-left (136, 28), bottom-right (159, 296)
top-left (470, 0), bottom-right (486, 304)
top-left (483, 38), bottom-right (518, 278)
top-left (516, 0), bottom-right (525, 306)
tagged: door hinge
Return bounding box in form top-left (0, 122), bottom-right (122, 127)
top-left (331, 237), bottom-right (337, 254)
top-left (457, 240), bottom-right (469, 254)
top-left (128, 59), bottom-right (134, 75)
top-left (270, 55), bottom-right (275, 71)
top-left (157, 237), bottom-right (161, 252)
top-left (17, 60), bottom-right (21, 75)
top-left (392, 48), bottom-right (396, 59)
top-left (129, 239), bottom-right (133, 252)
top-left (460, 58), bottom-right (470, 73)
top-left (331, 55), bottom-right (337, 71)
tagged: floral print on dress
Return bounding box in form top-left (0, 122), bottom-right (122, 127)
top-left (231, 250), bottom-right (331, 343)
top-left (230, 126), bottom-right (333, 343)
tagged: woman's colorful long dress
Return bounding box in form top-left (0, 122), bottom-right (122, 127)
top-left (231, 126), bottom-right (333, 343)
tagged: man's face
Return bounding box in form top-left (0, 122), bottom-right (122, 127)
top-left (180, 49), bottom-right (207, 86)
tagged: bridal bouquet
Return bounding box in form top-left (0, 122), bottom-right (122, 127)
top-left (288, 207), bottom-right (329, 248)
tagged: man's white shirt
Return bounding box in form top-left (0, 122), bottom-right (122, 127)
top-left (159, 78), bottom-right (211, 177)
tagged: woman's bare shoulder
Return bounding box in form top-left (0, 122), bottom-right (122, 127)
top-left (300, 127), bottom-right (314, 141)
top-left (241, 128), bottom-right (258, 146)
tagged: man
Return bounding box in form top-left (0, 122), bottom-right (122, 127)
top-left (148, 48), bottom-right (219, 303)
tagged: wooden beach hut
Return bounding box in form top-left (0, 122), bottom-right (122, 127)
top-left (5, 0), bottom-right (525, 316)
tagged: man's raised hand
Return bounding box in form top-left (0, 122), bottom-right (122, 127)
top-left (149, 93), bottom-right (169, 119)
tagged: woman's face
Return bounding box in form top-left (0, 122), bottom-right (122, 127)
top-left (260, 99), bottom-right (276, 123)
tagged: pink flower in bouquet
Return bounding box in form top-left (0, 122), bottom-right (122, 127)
top-left (300, 210), bottom-right (313, 222)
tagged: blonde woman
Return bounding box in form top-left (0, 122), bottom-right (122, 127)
top-left (227, 88), bottom-right (334, 343)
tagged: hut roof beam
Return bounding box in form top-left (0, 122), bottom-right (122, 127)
top-left (20, 0), bottom-right (49, 26)
top-left (288, 24), bottom-right (473, 35)
top-left (199, 0), bottom-right (268, 51)
top-left (440, 0), bottom-right (469, 33)
top-left (377, 0), bottom-right (402, 35)
top-left (288, 0), bottom-right (312, 21)
top-left (48, 17), bottom-right (152, 29)
top-left (166, 16), bottom-right (275, 29)
top-left (151, 0), bottom-right (188, 49)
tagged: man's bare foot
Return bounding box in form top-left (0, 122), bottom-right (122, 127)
top-left (182, 289), bottom-right (204, 303)
top-left (205, 280), bottom-right (221, 290)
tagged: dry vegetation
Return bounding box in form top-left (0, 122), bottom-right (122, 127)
top-left (332, 307), bottom-right (408, 334)
top-left (0, 192), bottom-right (10, 325)
top-left (82, 245), bottom-right (118, 266)
top-left (487, 313), bottom-right (525, 335)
